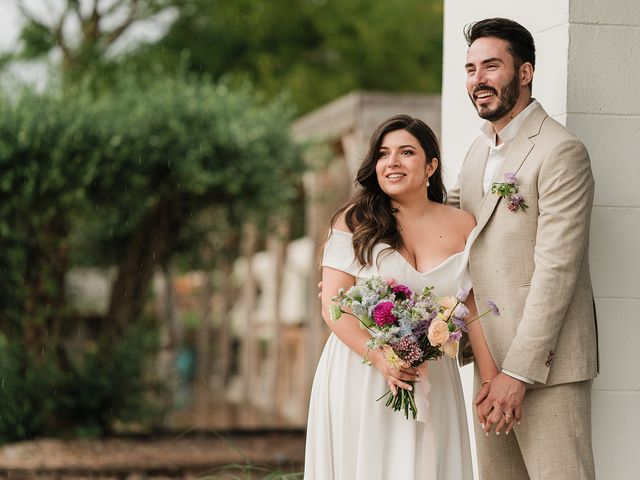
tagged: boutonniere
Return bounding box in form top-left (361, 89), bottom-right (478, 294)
top-left (491, 172), bottom-right (529, 212)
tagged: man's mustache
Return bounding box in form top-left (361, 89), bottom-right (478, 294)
top-left (473, 85), bottom-right (498, 97)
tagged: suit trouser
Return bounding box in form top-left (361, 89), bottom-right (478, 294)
top-left (473, 375), bottom-right (596, 480)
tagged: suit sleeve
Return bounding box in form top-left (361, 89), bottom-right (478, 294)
top-left (447, 179), bottom-right (461, 209)
top-left (501, 139), bottom-right (594, 383)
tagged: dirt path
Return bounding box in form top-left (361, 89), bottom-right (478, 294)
top-left (0, 430), bottom-right (305, 479)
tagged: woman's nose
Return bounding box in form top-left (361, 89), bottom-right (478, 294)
top-left (387, 153), bottom-right (400, 167)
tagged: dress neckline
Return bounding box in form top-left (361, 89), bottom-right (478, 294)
top-left (330, 228), bottom-right (469, 276)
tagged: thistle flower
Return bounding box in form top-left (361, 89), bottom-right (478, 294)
top-left (452, 316), bottom-right (467, 333)
top-left (453, 303), bottom-right (470, 320)
top-left (504, 172), bottom-right (518, 184)
top-left (448, 331), bottom-right (463, 342)
top-left (486, 300), bottom-right (500, 317)
top-left (456, 287), bottom-right (469, 302)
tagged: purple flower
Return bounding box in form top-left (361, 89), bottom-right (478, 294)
top-left (449, 331), bottom-right (463, 342)
top-left (507, 200), bottom-right (520, 212)
top-left (392, 284), bottom-right (412, 301)
top-left (504, 172), bottom-right (518, 184)
top-left (373, 301), bottom-right (398, 327)
top-left (453, 303), bottom-right (470, 319)
top-left (452, 316), bottom-right (468, 333)
top-left (486, 300), bottom-right (500, 317)
top-left (507, 193), bottom-right (528, 212)
top-left (413, 319), bottom-right (431, 336)
top-left (455, 287), bottom-right (469, 302)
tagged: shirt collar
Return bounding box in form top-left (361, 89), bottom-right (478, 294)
top-left (481, 99), bottom-right (539, 148)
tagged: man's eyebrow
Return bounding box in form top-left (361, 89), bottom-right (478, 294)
top-left (465, 57), bottom-right (504, 69)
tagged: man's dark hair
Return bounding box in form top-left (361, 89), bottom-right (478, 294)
top-left (464, 17), bottom-right (536, 71)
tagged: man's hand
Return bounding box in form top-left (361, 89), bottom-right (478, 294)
top-left (475, 372), bottom-right (526, 435)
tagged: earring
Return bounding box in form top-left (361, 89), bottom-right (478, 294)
top-left (427, 178), bottom-right (430, 187)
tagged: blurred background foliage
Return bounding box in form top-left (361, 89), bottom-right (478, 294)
top-left (11, 0), bottom-right (443, 113)
top-left (0, 75), bottom-right (300, 441)
top-left (0, 0), bottom-right (443, 442)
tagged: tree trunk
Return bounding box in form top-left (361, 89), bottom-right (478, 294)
top-left (213, 257), bottom-right (234, 388)
top-left (195, 268), bottom-right (214, 389)
top-left (107, 198), bottom-right (180, 335)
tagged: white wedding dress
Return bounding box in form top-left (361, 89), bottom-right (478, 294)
top-left (304, 229), bottom-right (474, 480)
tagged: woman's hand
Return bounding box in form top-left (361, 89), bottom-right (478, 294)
top-left (368, 348), bottom-right (421, 396)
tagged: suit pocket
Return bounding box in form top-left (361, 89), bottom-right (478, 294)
top-left (519, 282), bottom-right (531, 287)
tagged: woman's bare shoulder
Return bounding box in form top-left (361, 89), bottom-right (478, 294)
top-left (331, 207), bottom-right (353, 234)
top-left (438, 204), bottom-right (476, 238)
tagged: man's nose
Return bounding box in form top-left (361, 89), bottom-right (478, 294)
top-left (472, 70), bottom-right (487, 87)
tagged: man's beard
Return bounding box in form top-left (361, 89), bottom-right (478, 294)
top-left (470, 74), bottom-right (520, 122)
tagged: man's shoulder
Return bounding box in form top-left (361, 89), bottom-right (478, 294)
top-left (533, 107), bottom-right (584, 146)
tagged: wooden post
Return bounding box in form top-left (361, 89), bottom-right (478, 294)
top-left (240, 223), bottom-right (259, 404)
top-left (264, 218), bottom-right (290, 413)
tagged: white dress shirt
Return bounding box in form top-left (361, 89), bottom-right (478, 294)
top-left (480, 100), bottom-right (539, 385)
top-left (481, 99), bottom-right (539, 195)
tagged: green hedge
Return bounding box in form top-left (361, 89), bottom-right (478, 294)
top-left (0, 76), bottom-right (301, 441)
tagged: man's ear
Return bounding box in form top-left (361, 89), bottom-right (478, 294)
top-left (520, 62), bottom-right (534, 87)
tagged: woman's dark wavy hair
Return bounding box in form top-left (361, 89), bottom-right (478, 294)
top-left (329, 114), bottom-right (445, 267)
top-left (464, 17), bottom-right (536, 90)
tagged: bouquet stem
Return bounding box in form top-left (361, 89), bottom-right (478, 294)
top-left (377, 382), bottom-right (418, 420)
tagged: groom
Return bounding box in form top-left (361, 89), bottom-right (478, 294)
top-left (449, 18), bottom-right (598, 479)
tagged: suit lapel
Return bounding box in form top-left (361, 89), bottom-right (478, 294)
top-left (465, 141), bottom-right (489, 218)
top-left (474, 105), bottom-right (548, 233)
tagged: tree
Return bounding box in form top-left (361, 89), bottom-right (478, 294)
top-left (10, 0), bottom-right (443, 111)
top-left (12, 0), bottom-right (174, 83)
top-left (0, 76), bottom-right (301, 439)
top-left (128, 0), bottom-right (443, 113)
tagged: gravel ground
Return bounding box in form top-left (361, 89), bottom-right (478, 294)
top-left (0, 430), bottom-right (305, 479)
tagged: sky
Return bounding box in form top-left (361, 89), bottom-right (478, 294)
top-left (0, 1), bottom-right (177, 89)
top-left (0, 1), bottom-right (177, 56)
top-left (0, 2), bottom-right (22, 53)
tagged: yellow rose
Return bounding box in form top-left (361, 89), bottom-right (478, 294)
top-left (428, 319), bottom-right (450, 346)
top-left (441, 339), bottom-right (459, 358)
top-left (382, 345), bottom-right (410, 369)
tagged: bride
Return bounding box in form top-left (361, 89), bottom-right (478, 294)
top-left (304, 115), bottom-right (500, 479)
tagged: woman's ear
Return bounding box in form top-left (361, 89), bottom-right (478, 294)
top-left (428, 157), bottom-right (439, 177)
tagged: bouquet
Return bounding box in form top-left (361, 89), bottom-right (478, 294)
top-left (330, 276), bottom-right (499, 419)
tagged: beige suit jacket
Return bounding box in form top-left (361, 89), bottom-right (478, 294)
top-left (449, 103), bottom-right (598, 386)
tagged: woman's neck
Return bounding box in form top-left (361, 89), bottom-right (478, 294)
top-left (392, 196), bottom-right (433, 227)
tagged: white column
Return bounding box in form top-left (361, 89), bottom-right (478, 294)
top-left (442, 2), bottom-right (640, 478)
top-left (567, 2), bottom-right (640, 479)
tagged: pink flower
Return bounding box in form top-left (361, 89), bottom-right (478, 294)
top-left (373, 301), bottom-right (397, 327)
top-left (392, 284), bottom-right (412, 300)
top-left (427, 318), bottom-right (450, 346)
